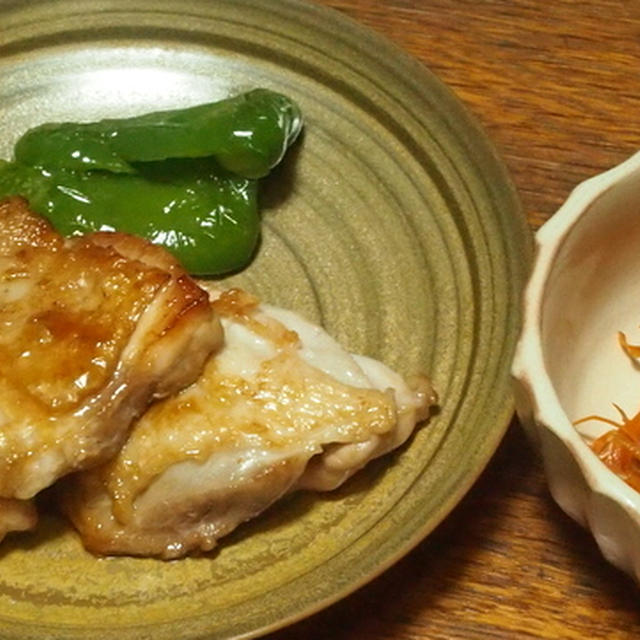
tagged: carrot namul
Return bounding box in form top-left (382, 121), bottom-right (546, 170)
top-left (574, 331), bottom-right (640, 492)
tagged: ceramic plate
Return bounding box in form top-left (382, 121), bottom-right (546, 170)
top-left (0, 1), bottom-right (531, 638)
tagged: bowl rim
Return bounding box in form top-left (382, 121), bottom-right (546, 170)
top-left (512, 149), bottom-right (640, 517)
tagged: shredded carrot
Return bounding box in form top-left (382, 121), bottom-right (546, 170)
top-left (575, 333), bottom-right (640, 491)
top-left (619, 331), bottom-right (640, 359)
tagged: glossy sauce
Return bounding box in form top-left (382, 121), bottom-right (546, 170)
top-left (104, 288), bottom-right (397, 522)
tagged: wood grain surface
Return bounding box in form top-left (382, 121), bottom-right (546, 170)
top-left (266, 1), bottom-right (640, 639)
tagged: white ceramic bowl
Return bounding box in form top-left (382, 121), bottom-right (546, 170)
top-left (512, 150), bottom-right (640, 581)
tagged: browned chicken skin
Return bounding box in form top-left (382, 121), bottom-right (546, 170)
top-left (0, 498), bottom-right (37, 541)
top-left (0, 197), bottom-right (222, 540)
top-left (62, 286), bottom-right (436, 558)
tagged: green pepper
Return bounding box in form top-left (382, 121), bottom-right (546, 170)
top-left (14, 89), bottom-right (303, 179)
top-left (0, 89), bottom-right (303, 275)
top-left (0, 158), bottom-right (259, 275)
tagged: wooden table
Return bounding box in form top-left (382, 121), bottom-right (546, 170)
top-left (267, 1), bottom-right (640, 638)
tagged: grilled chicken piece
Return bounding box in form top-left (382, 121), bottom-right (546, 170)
top-left (0, 197), bottom-right (222, 538)
top-left (61, 286), bottom-right (436, 558)
top-left (0, 498), bottom-right (37, 543)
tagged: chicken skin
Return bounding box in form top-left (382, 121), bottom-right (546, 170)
top-left (61, 285), bottom-right (436, 558)
top-left (0, 498), bottom-right (37, 542)
top-left (0, 197), bottom-right (222, 540)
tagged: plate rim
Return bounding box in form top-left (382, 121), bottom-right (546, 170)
top-left (0, 1), bottom-right (532, 638)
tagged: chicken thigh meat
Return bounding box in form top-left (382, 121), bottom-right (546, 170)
top-left (0, 197), bottom-right (222, 540)
top-left (62, 286), bottom-right (436, 558)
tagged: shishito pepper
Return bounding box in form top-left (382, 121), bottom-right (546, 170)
top-left (0, 89), bottom-right (303, 275)
top-left (0, 158), bottom-right (259, 275)
top-left (14, 89), bottom-right (303, 179)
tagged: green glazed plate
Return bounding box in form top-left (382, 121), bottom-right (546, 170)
top-left (0, 1), bottom-right (532, 638)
